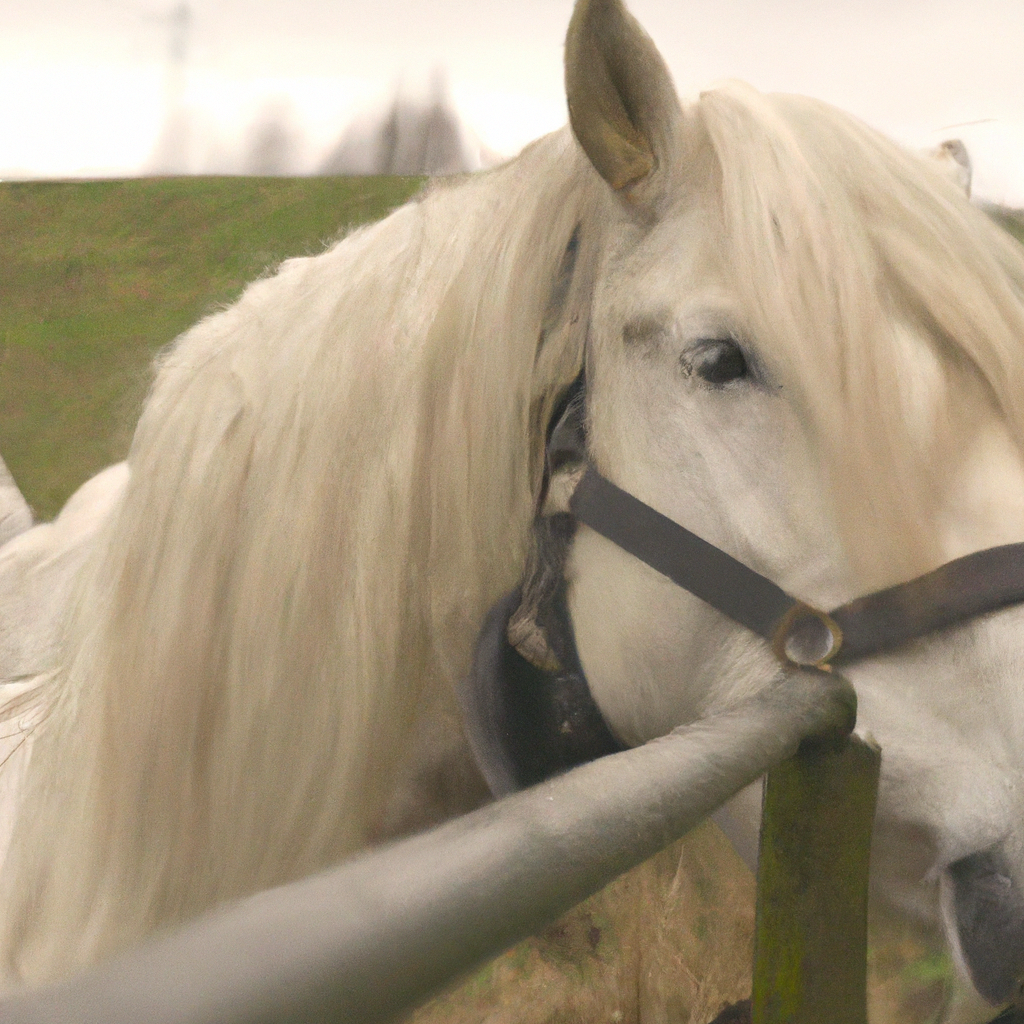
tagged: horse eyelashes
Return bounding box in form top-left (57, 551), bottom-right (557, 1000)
top-left (621, 316), bottom-right (749, 386)
top-left (689, 339), bottom-right (749, 386)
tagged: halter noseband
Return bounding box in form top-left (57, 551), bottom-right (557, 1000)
top-left (570, 466), bottom-right (1024, 670)
top-left (461, 370), bottom-right (1024, 798)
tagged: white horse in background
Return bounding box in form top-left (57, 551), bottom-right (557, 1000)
top-left (0, 461), bottom-right (128, 873)
top-left (0, 457), bottom-right (32, 551)
top-left (3, 0), bottom-right (1024, 1019)
top-left (0, 464), bottom-right (127, 680)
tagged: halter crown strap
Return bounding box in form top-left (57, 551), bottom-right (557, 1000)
top-left (569, 466), bottom-right (1024, 668)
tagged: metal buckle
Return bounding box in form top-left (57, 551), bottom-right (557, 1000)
top-left (771, 602), bottom-right (843, 670)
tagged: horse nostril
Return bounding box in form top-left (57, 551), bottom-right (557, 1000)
top-left (947, 846), bottom-right (1024, 1006)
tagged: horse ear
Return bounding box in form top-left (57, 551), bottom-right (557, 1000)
top-left (926, 139), bottom-right (972, 198)
top-left (564, 0), bottom-right (681, 197)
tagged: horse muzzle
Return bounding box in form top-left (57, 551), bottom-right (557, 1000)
top-left (944, 843), bottom-right (1024, 1010)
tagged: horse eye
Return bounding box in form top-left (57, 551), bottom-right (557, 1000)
top-left (690, 339), bottom-right (748, 386)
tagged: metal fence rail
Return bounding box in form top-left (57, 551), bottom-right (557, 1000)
top-left (1, 670), bottom-right (856, 1024)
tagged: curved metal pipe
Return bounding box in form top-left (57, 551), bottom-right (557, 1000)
top-left (1, 670), bottom-right (855, 1024)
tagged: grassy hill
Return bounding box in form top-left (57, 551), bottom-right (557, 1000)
top-left (985, 203), bottom-right (1024, 247)
top-left (0, 176), bottom-right (424, 520)
top-left (3, 178), bottom-right (1023, 522)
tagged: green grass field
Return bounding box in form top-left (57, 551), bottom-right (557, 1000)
top-left (0, 176), bottom-right (424, 520)
top-left (3, 178), bottom-right (1022, 523)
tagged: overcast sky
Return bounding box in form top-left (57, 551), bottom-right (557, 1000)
top-left (3, 0), bottom-right (1024, 204)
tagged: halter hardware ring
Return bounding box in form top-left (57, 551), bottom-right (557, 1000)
top-left (771, 602), bottom-right (844, 670)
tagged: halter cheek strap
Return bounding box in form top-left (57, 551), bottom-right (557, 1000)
top-left (569, 466), bottom-right (1024, 668)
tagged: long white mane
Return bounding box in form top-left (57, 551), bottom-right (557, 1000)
top-left (6, 78), bottom-right (1024, 991)
top-left (0, 130), bottom-right (601, 982)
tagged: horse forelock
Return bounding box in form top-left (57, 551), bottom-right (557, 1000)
top-left (0, 128), bottom-right (602, 983)
top-left (697, 83), bottom-right (1024, 591)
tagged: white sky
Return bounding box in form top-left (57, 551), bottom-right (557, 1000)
top-left (2, 0), bottom-right (1024, 205)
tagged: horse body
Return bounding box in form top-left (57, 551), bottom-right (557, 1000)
top-left (0, 457), bottom-right (32, 551)
top-left (3, 1), bottom-right (1024, 1018)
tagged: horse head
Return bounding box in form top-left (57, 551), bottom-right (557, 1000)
top-left (489, 0), bottom-right (1024, 1015)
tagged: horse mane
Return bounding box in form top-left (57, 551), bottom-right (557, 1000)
top-left (697, 83), bottom-right (1024, 590)
top-left (0, 128), bottom-right (603, 982)
top-left (9, 77), bottom-right (1024, 985)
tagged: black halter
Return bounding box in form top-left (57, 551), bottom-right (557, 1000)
top-left (460, 370), bottom-right (1024, 794)
top-left (570, 465), bottom-right (1024, 671)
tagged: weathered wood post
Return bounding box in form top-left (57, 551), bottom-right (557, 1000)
top-left (752, 733), bottom-right (882, 1024)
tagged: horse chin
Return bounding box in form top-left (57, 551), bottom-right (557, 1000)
top-left (941, 842), bottom-right (1024, 1011)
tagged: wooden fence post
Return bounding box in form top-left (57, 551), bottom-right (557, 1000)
top-left (751, 734), bottom-right (881, 1024)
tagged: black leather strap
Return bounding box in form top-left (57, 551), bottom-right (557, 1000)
top-left (458, 587), bottom-right (627, 797)
top-left (571, 466), bottom-right (1024, 667)
top-left (831, 543), bottom-right (1024, 665)
top-left (570, 467), bottom-right (794, 642)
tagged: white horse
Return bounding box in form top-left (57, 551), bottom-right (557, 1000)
top-left (3, 0), bottom-right (1024, 1018)
top-left (0, 461), bottom-right (129, 869)
top-left (0, 456), bottom-right (32, 552)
